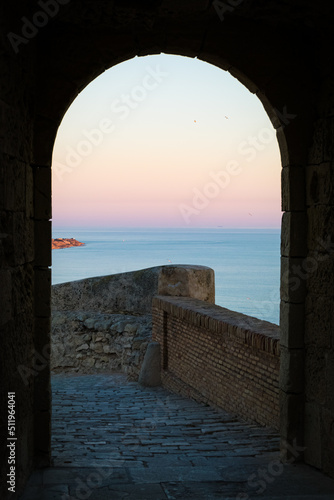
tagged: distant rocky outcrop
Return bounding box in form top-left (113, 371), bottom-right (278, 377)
top-left (51, 265), bottom-right (215, 380)
top-left (52, 238), bottom-right (84, 250)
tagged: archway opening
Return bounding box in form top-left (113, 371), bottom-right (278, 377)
top-left (51, 53), bottom-right (282, 324)
top-left (48, 55), bottom-right (283, 470)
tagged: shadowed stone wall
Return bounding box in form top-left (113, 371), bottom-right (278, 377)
top-left (302, 76), bottom-right (334, 477)
top-left (1, 2), bottom-right (334, 497)
top-left (0, 4), bottom-right (43, 498)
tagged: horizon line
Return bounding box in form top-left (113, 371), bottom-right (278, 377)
top-left (52, 225), bottom-right (281, 231)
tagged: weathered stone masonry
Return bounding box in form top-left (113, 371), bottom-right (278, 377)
top-left (51, 265), bottom-right (214, 379)
top-left (153, 296), bottom-right (280, 430)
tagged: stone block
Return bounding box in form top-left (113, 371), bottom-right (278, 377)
top-left (307, 205), bottom-right (334, 252)
top-left (316, 74), bottom-right (334, 118)
top-left (12, 212), bottom-right (33, 266)
top-left (197, 50), bottom-right (231, 75)
top-left (0, 269), bottom-right (12, 326)
top-left (305, 294), bottom-right (333, 349)
top-left (1, 101), bottom-right (33, 162)
top-left (324, 119), bottom-right (334, 164)
top-left (229, 65), bottom-right (258, 94)
top-left (34, 220), bottom-right (51, 267)
top-left (308, 118), bottom-right (325, 164)
top-left (0, 155), bottom-right (26, 211)
top-left (33, 115), bottom-right (59, 167)
top-left (276, 126), bottom-right (289, 167)
top-left (158, 265), bottom-right (215, 303)
top-left (307, 254), bottom-right (334, 298)
top-left (0, 211), bottom-right (34, 265)
top-left (279, 391), bottom-right (304, 461)
top-left (26, 163), bottom-right (34, 219)
top-left (281, 166), bottom-right (305, 212)
top-left (326, 352), bottom-right (334, 410)
top-left (124, 323), bottom-right (138, 333)
top-left (84, 318), bottom-right (96, 329)
top-left (321, 408), bottom-right (334, 478)
top-left (76, 343), bottom-right (89, 351)
top-left (33, 166), bottom-right (51, 220)
top-left (12, 264), bottom-right (34, 316)
top-left (164, 21), bottom-right (208, 58)
top-left (279, 346), bottom-right (304, 394)
top-left (275, 113), bottom-right (309, 168)
top-left (281, 211), bottom-right (307, 258)
top-left (138, 342), bottom-right (161, 387)
top-left (52, 343), bottom-right (66, 367)
top-left (94, 319), bottom-right (112, 331)
top-left (25, 218), bottom-right (35, 263)
top-left (304, 402), bottom-right (322, 469)
top-left (34, 316), bottom-right (51, 353)
top-left (304, 346), bottom-right (327, 405)
top-left (92, 343), bottom-right (104, 354)
top-left (280, 256), bottom-right (306, 304)
top-left (35, 268), bottom-right (51, 318)
top-left (82, 358), bottom-right (95, 369)
top-left (306, 163), bottom-right (334, 207)
top-left (280, 300), bottom-right (304, 348)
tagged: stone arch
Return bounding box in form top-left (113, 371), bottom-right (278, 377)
top-left (33, 7), bottom-right (313, 468)
top-left (3, 3), bottom-right (334, 494)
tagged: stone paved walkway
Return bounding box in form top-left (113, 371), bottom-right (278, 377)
top-left (20, 374), bottom-right (334, 499)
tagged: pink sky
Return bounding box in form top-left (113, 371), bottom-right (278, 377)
top-left (52, 55), bottom-right (282, 228)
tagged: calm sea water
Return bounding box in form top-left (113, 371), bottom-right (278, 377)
top-left (52, 228), bottom-right (280, 325)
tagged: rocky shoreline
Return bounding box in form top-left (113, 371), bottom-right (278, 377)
top-left (52, 238), bottom-right (84, 250)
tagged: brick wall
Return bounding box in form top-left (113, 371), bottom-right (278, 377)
top-left (153, 296), bottom-right (280, 429)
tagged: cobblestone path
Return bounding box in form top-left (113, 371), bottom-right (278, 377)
top-left (20, 374), bottom-right (334, 499)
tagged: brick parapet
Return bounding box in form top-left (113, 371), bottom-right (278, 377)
top-left (153, 296), bottom-right (280, 355)
top-left (153, 296), bottom-right (280, 429)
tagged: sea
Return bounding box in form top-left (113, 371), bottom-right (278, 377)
top-left (51, 228), bottom-right (280, 325)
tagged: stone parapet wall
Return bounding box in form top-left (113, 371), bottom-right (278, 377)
top-left (152, 296), bottom-right (280, 429)
top-left (52, 264), bottom-right (214, 314)
top-left (51, 265), bottom-right (214, 379)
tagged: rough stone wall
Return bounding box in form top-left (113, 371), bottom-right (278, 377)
top-left (51, 266), bottom-right (214, 379)
top-left (302, 71), bottom-right (334, 477)
top-left (152, 296), bottom-right (280, 429)
top-left (52, 311), bottom-right (152, 379)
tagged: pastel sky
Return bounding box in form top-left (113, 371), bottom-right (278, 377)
top-left (52, 54), bottom-right (282, 228)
